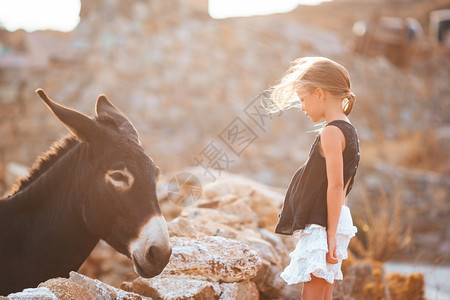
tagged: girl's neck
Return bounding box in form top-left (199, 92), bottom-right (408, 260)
top-left (324, 112), bottom-right (349, 124)
top-left (323, 99), bottom-right (349, 124)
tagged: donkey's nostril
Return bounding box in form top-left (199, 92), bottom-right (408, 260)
top-left (145, 245), bottom-right (156, 262)
top-left (145, 245), bottom-right (171, 273)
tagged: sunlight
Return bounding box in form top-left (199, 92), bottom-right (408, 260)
top-left (0, 0), bottom-right (80, 32)
top-left (0, 0), bottom-right (330, 32)
top-left (209, 0), bottom-right (331, 19)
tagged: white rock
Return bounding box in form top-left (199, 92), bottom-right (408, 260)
top-left (160, 236), bottom-right (262, 282)
top-left (7, 287), bottom-right (57, 300)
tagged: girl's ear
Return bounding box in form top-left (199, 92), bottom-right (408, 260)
top-left (315, 87), bottom-right (325, 101)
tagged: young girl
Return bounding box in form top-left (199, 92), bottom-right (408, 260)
top-left (269, 57), bottom-right (360, 300)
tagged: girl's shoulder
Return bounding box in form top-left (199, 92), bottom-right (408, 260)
top-left (323, 120), bottom-right (359, 154)
top-left (320, 123), bottom-right (345, 150)
top-left (325, 120), bottom-right (357, 137)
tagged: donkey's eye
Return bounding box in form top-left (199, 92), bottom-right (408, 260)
top-left (105, 168), bottom-right (135, 191)
top-left (110, 171), bottom-right (128, 183)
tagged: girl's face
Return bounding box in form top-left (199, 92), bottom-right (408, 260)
top-left (297, 90), bottom-right (324, 123)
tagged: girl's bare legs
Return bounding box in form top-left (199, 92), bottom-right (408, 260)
top-left (324, 282), bottom-right (335, 300)
top-left (302, 275), bottom-right (328, 300)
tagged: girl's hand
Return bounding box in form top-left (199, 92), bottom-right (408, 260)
top-left (326, 235), bottom-right (339, 264)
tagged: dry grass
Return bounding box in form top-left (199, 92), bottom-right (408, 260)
top-left (333, 186), bottom-right (421, 300)
top-left (361, 262), bottom-right (425, 300)
top-left (350, 185), bottom-right (412, 262)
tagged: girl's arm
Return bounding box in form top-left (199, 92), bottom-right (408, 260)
top-left (321, 125), bottom-right (345, 264)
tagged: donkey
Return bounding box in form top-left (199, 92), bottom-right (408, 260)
top-left (0, 89), bottom-right (171, 295)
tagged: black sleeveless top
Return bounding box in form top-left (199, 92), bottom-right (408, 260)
top-left (275, 120), bottom-right (360, 235)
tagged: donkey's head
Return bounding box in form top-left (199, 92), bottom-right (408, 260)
top-left (36, 89), bottom-right (171, 278)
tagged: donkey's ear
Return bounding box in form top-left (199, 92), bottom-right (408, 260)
top-left (36, 88), bottom-right (99, 142)
top-left (95, 94), bottom-right (139, 142)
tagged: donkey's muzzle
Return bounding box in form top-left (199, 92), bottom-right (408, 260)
top-left (132, 244), bottom-right (171, 278)
top-left (130, 215), bottom-right (172, 278)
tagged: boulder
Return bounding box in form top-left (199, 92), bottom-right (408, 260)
top-left (237, 235), bottom-right (280, 266)
top-left (180, 207), bottom-right (257, 231)
top-left (219, 280), bottom-right (259, 300)
top-left (167, 216), bottom-right (205, 238)
top-left (38, 278), bottom-right (93, 299)
top-left (67, 272), bottom-right (145, 299)
top-left (216, 198), bottom-right (259, 230)
top-left (130, 277), bottom-right (219, 300)
top-left (165, 211), bottom-right (285, 299)
top-left (5, 287), bottom-right (57, 300)
top-left (127, 278), bottom-right (259, 300)
top-left (201, 176), bottom-right (284, 231)
top-left (257, 228), bottom-right (293, 266)
top-left (5, 272), bottom-right (147, 300)
top-left (162, 176), bottom-right (291, 299)
top-left (168, 215), bottom-right (240, 240)
top-left (252, 264), bottom-right (286, 299)
top-left (161, 236), bottom-right (262, 283)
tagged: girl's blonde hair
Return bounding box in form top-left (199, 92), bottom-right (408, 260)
top-left (267, 57), bottom-right (355, 115)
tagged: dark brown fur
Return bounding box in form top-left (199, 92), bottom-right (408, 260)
top-left (0, 90), bottom-right (169, 295)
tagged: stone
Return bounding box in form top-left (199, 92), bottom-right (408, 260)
top-left (6, 287), bottom-right (57, 300)
top-left (161, 236), bottom-right (262, 282)
top-left (237, 235), bottom-right (280, 266)
top-left (219, 280), bottom-right (259, 300)
top-left (250, 259), bottom-right (271, 294)
top-left (67, 272), bottom-right (148, 299)
top-left (180, 207), bottom-right (256, 231)
top-left (238, 191), bottom-right (284, 231)
top-left (6, 272), bottom-right (147, 300)
top-left (131, 277), bottom-right (219, 300)
top-left (201, 176), bottom-right (284, 231)
top-left (38, 278), bottom-right (94, 299)
top-left (129, 277), bottom-right (259, 300)
top-left (192, 219), bottom-right (240, 239)
top-left (251, 264), bottom-right (286, 299)
top-left (195, 194), bottom-right (237, 209)
top-left (120, 281), bottom-right (134, 293)
top-left (216, 198), bottom-right (258, 230)
top-left (202, 177), bottom-right (254, 200)
top-left (341, 260), bottom-right (374, 295)
top-left (167, 216), bottom-right (204, 238)
top-left (257, 228), bottom-right (292, 266)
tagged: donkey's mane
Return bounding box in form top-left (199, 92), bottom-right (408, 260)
top-left (8, 135), bottom-right (80, 195)
top-left (5, 115), bottom-right (119, 198)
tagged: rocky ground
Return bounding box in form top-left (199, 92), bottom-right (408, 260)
top-left (4, 170), bottom-right (426, 299)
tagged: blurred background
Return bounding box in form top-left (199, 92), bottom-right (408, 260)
top-left (0, 0), bottom-right (449, 298)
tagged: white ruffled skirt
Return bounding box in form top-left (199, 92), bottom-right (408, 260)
top-left (280, 206), bottom-right (357, 285)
